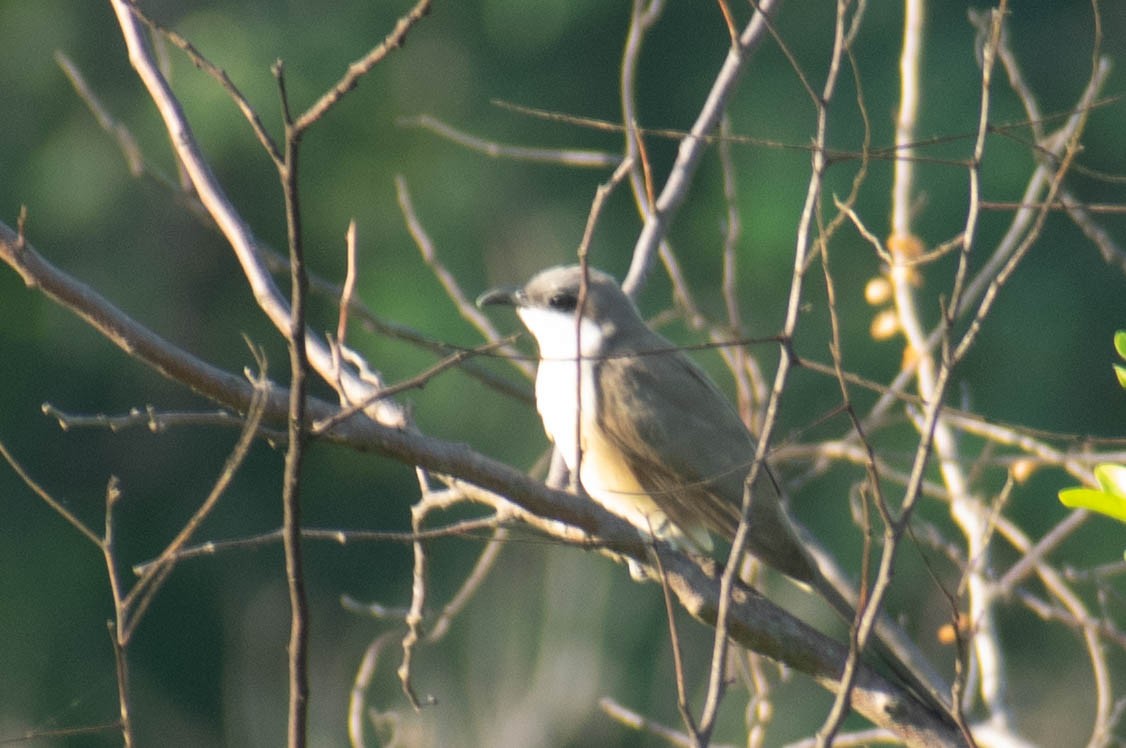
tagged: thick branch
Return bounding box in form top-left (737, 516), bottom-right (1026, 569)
top-left (108, 0), bottom-right (407, 428)
top-left (0, 222), bottom-right (961, 745)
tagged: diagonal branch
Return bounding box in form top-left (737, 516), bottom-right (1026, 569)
top-left (0, 220), bottom-right (963, 746)
top-left (622, 0), bottom-right (781, 294)
top-left (294, 0), bottom-right (432, 132)
top-left (108, 0), bottom-right (408, 429)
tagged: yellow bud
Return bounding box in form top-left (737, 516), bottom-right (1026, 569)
top-left (870, 309), bottom-right (899, 341)
top-left (887, 232), bottom-right (925, 260)
top-left (1011, 458), bottom-right (1037, 484)
top-left (865, 276), bottom-right (892, 306)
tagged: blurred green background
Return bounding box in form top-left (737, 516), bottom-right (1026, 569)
top-left (1, 2), bottom-right (1124, 745)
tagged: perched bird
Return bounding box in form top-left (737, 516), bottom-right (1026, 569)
top-left (478, 264), bottom-right (817, 582)
top-left (478, 264), bottom-right (951, 714)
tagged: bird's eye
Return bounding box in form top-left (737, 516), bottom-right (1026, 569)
top-left (548, 291), bottom-right (578, 312)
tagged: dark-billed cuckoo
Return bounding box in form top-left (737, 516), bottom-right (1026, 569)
top-left (479, 265), bottom-right (823, 581)
top-left (478, 264), bottom-right (951, 714)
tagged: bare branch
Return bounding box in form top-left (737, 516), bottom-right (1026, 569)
top-left (108, 0), bottom-right (408, 429)
top-left (55, 51), bottom-right (147, 177)
top-left (102, 478), bottom-right (134, 748)
top-left (311, 335), bottom-right (520, 436)
top-left (132, 516), bottom-right (504, 577)
top-left (622, 0), bottom-right (781, 294)
top-left (400, 114), bottom-right (621, 168)
top-left (348, 631), bottom-right (398, 748)
top-left (119, 0), bottom-right (281, 163)
top-left (0, 220), bottom-right (964, 745)
top-left (396, 175), bottom-right (534, 380)
top-left (294, 0), bottom-right (432, 132)
top-left (270, 62), bottom-right (314, 748)
top-left (121, 368), bottom-right (270, 641)
top-left (600, 696), bottom-right (737, 748)
top-left (41, 403), bottom-right (263, 435)
top-left (398, 470), bottom-right (439, 710)
top-left (423, 524), bottom-right (509, 642)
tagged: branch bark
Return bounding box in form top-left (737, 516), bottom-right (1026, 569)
top-left (0, 220), bottom-right (963, 746)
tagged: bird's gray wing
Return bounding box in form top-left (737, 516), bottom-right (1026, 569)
top-left (595, 345), bottom-right (815, 582)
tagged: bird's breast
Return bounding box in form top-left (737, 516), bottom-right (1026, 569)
top-left (533, 353), bottom-right (596, 472)
top-left (534, 354), bottom-right (688, 544)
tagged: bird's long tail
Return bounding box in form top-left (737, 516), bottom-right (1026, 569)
top-left (801, 542), bottom-right (956, 723)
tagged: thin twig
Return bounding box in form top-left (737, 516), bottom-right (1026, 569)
top-left (716, 115), bottom-right (753, 426)
top-left (131, 515), bottom-right (503, 577)
top-left (491, 96), bottom-right (1114, 170)
top-left (275, 61), bottom-right (311, 748)
top-left (0, 439), bottom-right (102, 546)
top-left (1011, 588), bottom-right (1126, 651)
top-left (294, 0), bottom-right (433, 132)
top-left (395, 175), bottom-right (535, 380)
top-left (311, 335), bottom-right (519, 436)
top-left (811, 4), bottom-right (878, 743)
top-left (55, 51), bottom-right (147, 177)
top-left (102, 477), bottom-right (134, 747)
top-left (702, 0), bottom-right (849, 738)
top-left (41, 403), bottom-right (262, 434)
top-left (622, 0), bottom-right (781, 294)
top-left (424, 525), bottom-right (509, 642)
top-left (399, 114), bottom-right (621, 168)
top-left (652, 532), bottom-right (700, 746)
top-left (398, 469), bottom-right (439, 710)
top-left (599, 697), bottom-right (738, 748)
top-left (620, 0), bottom-right (665, 231)
top-left (336, 221), bottom-right (359, 352)
top-left (347, 630), bottom-right (398, 748)
top-left (121, 368), bottom-right (270, 641)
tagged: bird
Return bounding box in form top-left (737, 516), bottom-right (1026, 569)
top-left (477, 264), bottom-right (951, 714)
top-left (477, 264), bottom-right (817, 582)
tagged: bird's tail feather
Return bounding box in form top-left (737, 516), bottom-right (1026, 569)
top-left (801, 540), bottom-right (955, 722)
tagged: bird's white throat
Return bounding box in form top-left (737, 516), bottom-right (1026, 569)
top-left (515, 306), bottom-right (605, 360)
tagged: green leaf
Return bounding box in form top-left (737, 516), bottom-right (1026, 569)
top-left (1095, 463), bottom-right (1126, 498)
top-left (1113, 331), bottom-right (1126, 389)
top-left (1058, 487), bottom-right (1126, 524)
